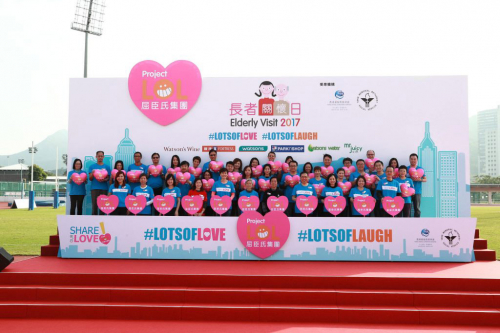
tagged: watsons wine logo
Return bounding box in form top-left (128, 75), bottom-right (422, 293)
top-left (69, 222), bottom-right (111, 245)
top-left (163, 146), bottom-right (200, 152)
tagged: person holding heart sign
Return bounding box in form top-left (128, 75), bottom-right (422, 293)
top-left (375, 166), bottom-right (402, 218)
top-left (109, 160), bottom-right (127, 185)
top-left (188, 179), bottom-right (208, 216)
top-left (292, 172), bottom-right (316, 217)
top-left (132, 174), bottom-right (155, 215)
top-left (280, 160), bottom-right (299, 216)
top-left (261, 176), bottom-right (284, 214)
top-left (108, 171), bottom-right (131, 215)
top-left (177, 161), bottom-right (196, 216)
top-left (202, 149), bottom-right (220, 181)
top-left (310, 166), bottom-right (327, 216)
top-left (67, 158), bottom-right (87, 215)
top-left (162, 174), bottom-right (181, 216)
top-left (409, 153), bottom-right (426, 218)
top-left (321, 174), bottom-right (345, 217)
top-left (211, 168), bottom-right (235, 216)
top-left (349, 159), bottom-right (369, 184)
top-left (242, 166), bottom-right (258, 191)
top-left (396, 165), bottom-right (415, 217)
top-left (349, 176), bottom-right (373, 217)
top-left (127, 152), bottom-right (147, 192)
top-left (239, 179), bottom-right (259, 215)
top-left (372, 160), bottom-right (387, 217)
top-left (336, 168), bottom-right (351, 216)
top-left (147, 153), bottom-right (166, 199)
top-left (88, 151), bottom-right (111, 215)
top-left (203, 170), bottom-right (215, 216)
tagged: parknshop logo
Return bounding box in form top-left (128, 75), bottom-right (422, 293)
top-left (357, 90), bottom-right (378, 111)
top-left (271, 145), bottom-right (305, 153)
top-left (239, 146), bottom-right (268, 152)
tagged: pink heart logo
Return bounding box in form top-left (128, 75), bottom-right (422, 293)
top-left (285, 175), bottom-right (300, 188)
top-left (188, 167), bottom-right (202, 177)
top-left (364, 174), bottom-right (376, 186)
top-left (99, 233), bottom-right (112, 245)
top-left (71, 172), bottom-right (87, 185)
top-left (252, 165), bottom-right (263, 177)
top-left (282, 163), bottom-right (290, 173)
top-left (153, 195), bottom-right (175, 215)
top-left (148, 165), bottom-right (163, 177)
top-left (338, 181), bottom-right (352, 195)
top-left (400, 184), bottom-right (415, 197)
top-left (210, 195), bottom-right (232, 215)
top-left (258, 178), bottom-right (270, 191)
top-left (167, 167), bottom-right (181, 175)
top-left (267, 196), bottom-right (288, 212)
top-left (313, 183), bottom-right (325, 195)
top-left (202, 178), bottom-right (214, 191)
top-left (210, 161), bottom-right (224, 172)
top-left (238, 196), bottom-right (260, 212)
top-left (237, 211), bottom-right (290, 259)
top-left (353, 196), bottom-right (376, 216)
top-left (321, 166), bottom-right (334, 177)
top-left (382, 196), bottom-right (405, 217)
top-left (93, 169), bottom-right (108, 181)
top-left (409, 167), bottom-right (425, 180)
top-left (365, 158), bottom-right (379, 169)
top-left (127, 170), bottom-right (142, 183)
top-left (128, 60), bottom-right (202, 126)
top-left (324, 196), bottom-right (347, 216)
top-left (97, 195), bottom-right (119, 215)
top-left (295, 195), bottom-right (318, 216)
top-left (181, 196), bottom-right (203, 215)
top-left (125, 195), bottom-right (147, 215)
top-left (241, 178), bottom-right (256, 189)
top-left (176, 172), bottom-right (191, 184)
top-left (342, 166), bottom-right (356, 177)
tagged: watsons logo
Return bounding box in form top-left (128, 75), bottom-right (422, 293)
top-left (70, 222), bottom-right (111, 245)
top-left (239, 146), bottom-right (268, 152)
top-left (142, 70), bottom-right (168, 78)
top-left (163, 146), bottom-right (200, 152)
top-left (247, 218), bottom-right (266, 224)
top-left (307, 144), bottom-right (340, 152)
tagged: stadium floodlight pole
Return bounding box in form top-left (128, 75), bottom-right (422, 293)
top-left (71, 0), bottom-right (106, 78)
top-left (28, 142), bottom-right (38, 210)
top-left (18, 158), bottom-right (24, 199)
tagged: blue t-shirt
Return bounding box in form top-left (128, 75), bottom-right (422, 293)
top-left (147, 165), bottom-right (167, 189)
top-left (202, 161), bottom-right (220, 181)
top-left (280, 172), bottom-right (299, 202)
top-left (128, 163), bottom-right (147, 191)
top-left (321, 186), bottom-right (343, 212)
top-left (67, 170), bottom-right (87, 195)
top-left (108, 184), bottom-right (131, 207)
top-left (349, 171), bottom-right (367, 182)
top-left (178, 173), bottom-right (195, 197)
top-left (239, 189), bottom-right (259, 214)
top-left (349, 187), bottom-right (372, 216)
top-left (212, 180), bottom-right (235, 208)
top-left (376, 179), bottom-right (401, 207)
top-left (132, 185), bottom-right (154, 215)
top-left (162, 187), bottom-right (181, 207)
top-left (88, 163), bottom-right (111, 191)
top-left (396, 177), bottom-right (415, 204)
top-left (372, 172), bottom-right (387, 186)
top-left (310, 177), bottom-right (327, 186)
top-left (410, 166), bottom-right (426, 195)
top-left (292, 183), bottom-right (315, 213)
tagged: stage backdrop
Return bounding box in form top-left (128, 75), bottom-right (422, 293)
top-left (68, 73), bottom-right (470, 218)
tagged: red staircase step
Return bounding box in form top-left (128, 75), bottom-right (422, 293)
top-left (474, 238), bottom-right (488, 249)
top-left (475, 229), bottom-right (480, 238)
top-left (40, 245), bottom-right (59, 257)
top-left (474, 249), bottom-right (497, 261)
top-left (49, 235), bottom-right (59, 246)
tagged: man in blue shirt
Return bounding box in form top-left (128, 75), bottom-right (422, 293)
top-left (409, 153), bottom-right (426, 217)
top-left (202, 149), bottom-right (220, 181)
top-left (178, 161), bottom-right (195, 216)
top-left (292, 172), bottom-right (316, 217)
top-left (376, 166), bottom-right (402, 218)
top-left (127, 152), bottom-right (147, 192)
top-left (280, 160), bottom-right (299, 216)
top-left (88, 151), bottom-right (111, 215)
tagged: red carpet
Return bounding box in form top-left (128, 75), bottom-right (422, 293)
top-left (1, 257), bottom-right (500, 330)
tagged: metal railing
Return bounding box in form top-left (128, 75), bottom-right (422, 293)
top-left (0, 182), bottom-right (66, 198)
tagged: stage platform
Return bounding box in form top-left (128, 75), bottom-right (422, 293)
top-left (1, 257), bottom-right (500, 331)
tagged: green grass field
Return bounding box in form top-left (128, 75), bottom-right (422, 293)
top-left (0, 206), bottom-right (499, 258)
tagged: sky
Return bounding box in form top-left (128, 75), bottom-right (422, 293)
top-left (1, 0), bottom-right (500, 155)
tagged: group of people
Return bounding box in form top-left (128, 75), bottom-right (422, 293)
top-left (67, 149), bottom-right (426, 218)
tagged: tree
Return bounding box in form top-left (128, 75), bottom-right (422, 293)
top-left (28, 164), bottom-right (48, 181)
top-left (62, 154), bottom-right (68, 166)
top-left (473, 175), bottom-right (500, 184)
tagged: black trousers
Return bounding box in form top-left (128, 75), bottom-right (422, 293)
top-left (91, 189), bottom-right (107, 215)
top-left (151, 187), bottom-right (163, 216)
top-left (70, 195), bottom-right (85, 215)
top-left (112, 207), bottom-right (128, 215)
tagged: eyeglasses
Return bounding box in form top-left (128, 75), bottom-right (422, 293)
top-left (152, 157), bottom-right (159, 159)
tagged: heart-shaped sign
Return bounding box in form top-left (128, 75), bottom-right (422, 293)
top-left (111, 169), bottom-right (121, 179)
top-left (252, 165), bottom-right (263, 177)
top-left (125, 195), bottom-right (147, 215)
top-left (258, 178), bottom-right (270, 191)
top-left (93, 169), bottom-right (108, 181)
top-left (241, 178), bottom-right (256, 189)
top-left (338, 181), bottom-right (352, 195)
top-left (189, 167), bottom-right (202, 177)
top-left (167, 167), bottom-right (181, 175)
top-left (97, 195), bottom-right (119, 215)
top-left (267, 196), bottom-right (288, 212)
top-left (181, 196), bottom-right (203, 215)
top-left (238, 196), bottom-right (260, 212)
top-left (237, 211), bottom-right (290, 259)
top-left (313, 183), bottom-right (325, 195)
top-left (228, 172), bottom-right (239, 185)
top-left (324, 196), bottom-right (347, 216)
top-left (210, 195), bottom-right (232, 215)
top-left (400, 183), bottom-right (415, 197)
top-left (176, 172), bottom-right (191, 185)
top-left (202, 178), bottom-right (215, 191)
top-left (409, 167), bottom-right (425, 180)
top-left (353, 196), bottom-right (376, 216)
top-left (153, 195), bottom-right (175, 215)
top-left (128, 60), bottom-right (202, 126)
top-left (364, 174), bottom-right (376, 186)
top-left (282, 163), bottom-right (290, 173)
top-left (127, 170), bottom-right (142, 183)
top-left (148, 165), bottom-right (163, 177)
top-left (233, 172), bottom-right (242, 181)
top-left (210, 161), bottom-right (224, 172)
top-left (71, 172), bottom-right (87, 185)
top-left (393, 168), bottom-right (399, 178)
top-left (382, 196), bottom-right (405, 217)
top-left (365, 158), bottom-right (379, 169)
top-left (295, 195), bottom-right (318, 216)
top-left (321, 166), bottom-right (334, 177)
top-left (342, 166), bottom-right (356, 177)
top-left (268, 161), bottom-right (279, 174)
top-left (308, 173), bottom-right (315, 179)
top-left (285, 175), bottom-right (300, 188)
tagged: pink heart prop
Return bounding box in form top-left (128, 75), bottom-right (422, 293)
top-left (99, 233), bottom-right (111, 245)
top-left (71, 172), bottom-right (87, 185)
top-left (210, 161), bottom-right (224, 172)
top-left (233, 172), bottom-right (242, 181)
top-left (393, 168), bottom-right (399, 178)
top-left (342, 166), bottom-right (356, 177)
top-left (324, 196), bottom-right (347, 216)
top-left (409, 167), bottom-right (425, 180)
top-left (210, 195), bottom-right (232, 215)
top-left (273, 161), bottom-right (282, 171)
top-left (258, 178), bottom-right (270, 191)
top-left (321, 166), bottom-right (334, 177)
top-left (97, 195), bottom-right (119, 215)
top-left (228, 172), bottom-right (239, 184)
top-left (127, 170), bottom-right (142, 183)
top-left (238, 196), bottom-right (260, 212)
top-left (153, 195), bottom-right (175, 215)
top-left (295, 195), bottom-right (318, 216)
top-left (338, 181), bottom-right (352, 195)
top-left (364, 174), bottom-right (376, 186)
top-left (241, 178), bottom-right (256, 189)
top-left (282, 163), bottom-right (290, 173)
top-left (382, 196), bottom-right (405, 217)
top-left (308, 173), bottom-right (315, 179)
top-left (176, 172), bottom-right (191, 185)
top-left (125, 195), bottom-right (147, 215)
top-left (202, 178), bottom-right (214, 191)
top-left (267, 196), bottom-right (288, 212)
top-left (189, 167), bottom-right (202, 177)
top-left (365, 158), bottom-right (379, 169)
top-left (148, 165), bottom-right (163, 177)
top-left (93, 169), bottom-right (108, 181)
top-left (353, 196), bottom-right (376, 216)
top-left (268, 161), bottom-right (276, 174)
top-left (313, 183), bottom-right (325, 195)
top-left (181, 196), bottom-right (203, 215)
top-left (167, 167), bottom-right (181, 175)
top-left (285, 175), bottom-right (300, 188)
top-left (237, 211), bottom-right (290, 259)
top-left (111, 169), bottom-right (121, 179)
top-left (252, 165), bottom-right (263, 177)
top-left (128, 60), bottom-right (202, 126)
top-left (400, 184), bottom-right (415, 197)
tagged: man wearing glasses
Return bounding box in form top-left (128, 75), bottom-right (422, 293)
top-left (127, 152), bottom-right (147, 191)
top-left (202, 149), bottom-right (220, 181)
